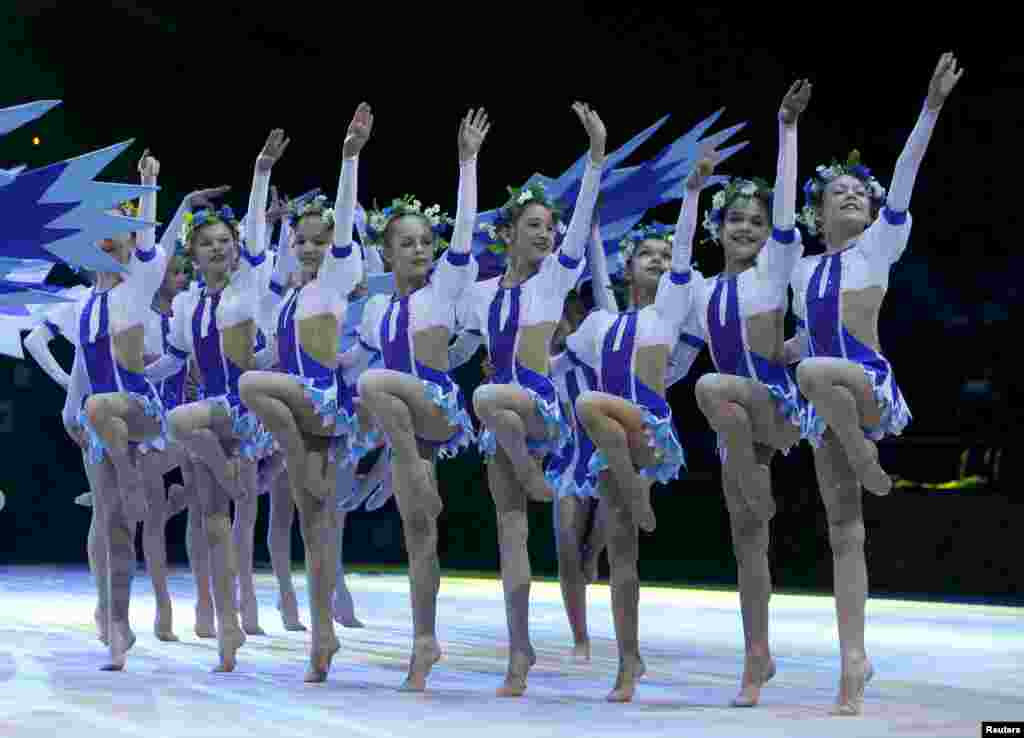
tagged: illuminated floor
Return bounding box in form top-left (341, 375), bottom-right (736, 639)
top-left (0, 565), bottom-right (1020, 737)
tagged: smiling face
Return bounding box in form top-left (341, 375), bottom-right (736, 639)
top-left (381, 214), bottom-right (435, 282)
top-left (292, 214), bottom-right (333, 280)
top-left (190, 220), bottom-right (236, 278)
top-left (628, 238), bottom-right (672, 293)
top-left (503, 203), bottom-right (556, 270)
top-left (819, 174), bottom-right (873, 234)
top-left (720, 196), bottom-right (771, 265)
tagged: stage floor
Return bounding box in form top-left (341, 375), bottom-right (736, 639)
top-left (0, 565), bottom-right (1020, 737)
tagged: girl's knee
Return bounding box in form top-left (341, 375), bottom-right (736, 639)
top-left (472, 384), bottom-right (499, 419)
top-left (796, 360), bottom-right (826, 395)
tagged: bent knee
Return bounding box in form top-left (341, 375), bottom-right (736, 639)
top-left (472, 383), bottom-right (500, 419)
top-left (796, 360), bottom-right (828, 395)
top-left (238, 372), bottom-right (263, 405)
top-left (84, 395), bottom-right (106, 426)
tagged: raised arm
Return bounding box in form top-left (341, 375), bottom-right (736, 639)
top-left (320, 104), bottom-right (371, 296)
top-left (239, 130), bottom-right (288, 278)
top-left (887, 53), bottom-right (962, 214)
top-left (587, 217), bottom-right (618, 312)
top-left (558, 102), bottom-right (608, 265)
top-left (126, 151), bottom-right (168, 299)
top-left (432, 109), bottom-right (489, 299)
top-left (159, 185), bottom-right (232, 254)
top-left (137, 148), bottom-right (158, 252)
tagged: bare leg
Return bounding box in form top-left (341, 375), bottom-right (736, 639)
top-left (721, 452), bottom-right (776, 707)
top-left (293, 472), bottom-right (340, 683)
top-left (232, 467), bottom-right (265, 636)
top-left (797, 358), bottom-right (890, 495)
top-left (139, 451), bottom-right (176, 642)
top-left (332, 502), bottom-right (363, 628)
top-left (82, 453), bottom-right (110, 646)
top-left (582, 498), bottom-right (607, 584)
top-left (488, 447), bottom-right (536, 697)
top-left (599, 473), bottom-right (645, 703)
top-left (268, 464), bottom-right (305, 631)
top-left (84, 393), bottom-right (161, 523)
top-left (695, 374), bottom-right (785, 522)
top-left (815, 429), bottom-right (873, 716)
top-left (185, 496), bottom-right (216, 639)
top-left (473, 383), bottom-right (557, 502)
top-left (168, 403), bottom-right (245, 498)
top-left (554, 495), bottom-right (591, 662)
top-left (93, 458), bottom-right (137, 671)
top-left (194, 460), bottom-right (246, 672)
top-left (575, 392), bottom-right (657, 532)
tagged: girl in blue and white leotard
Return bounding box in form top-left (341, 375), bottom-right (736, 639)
top-left (553, 158), bottom-right (712, 703)
top-left (239, 104), bottom-right (368, 684)
top-left (458, 102), bottom-right (606, 697)
top-left (339, 109), bottom-right (488, 693)
top-left (144, 131), bottom-right (287, 671)
top-left (785, 54), bottom-right (962, 717)
top-left (54, 151), bottom-right (165, 671)
top-left (688, 81), bottom-right (810, 709)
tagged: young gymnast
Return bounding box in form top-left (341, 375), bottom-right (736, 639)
top-left (788, 54), bottom-right (962, 715)
top-left (690, 80), bottom-right (811, 708)
top-left (462, 102), bottom-right (606, 696)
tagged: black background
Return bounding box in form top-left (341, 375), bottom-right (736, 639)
top-left (1, 5), bottom-right (1020, 602)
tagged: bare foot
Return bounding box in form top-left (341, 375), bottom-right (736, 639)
top-left (853, 441), bottom-right (891, 496)
top-left (606, 655), bottom-right (645, 703)
top-left (195, 603), bottom-right (217, 639)
top-left (100, 620), bottom-right (136, 671)
top-left (399, 636), bottom-right (442, 692)
top-left (740, 464), bottom-right (777, 522)
top-left (240, 596), bottom-right (266, 636)
top-left (831, 657), bottom-right (874, 716)
top-left (304, 635), bottom-right (340, 683)
top-left (730, 654), bottom-right (776, 707)
top-left (213, 627), bottom-right (246, 673)
top-left (95, 607), bottom-right (110, 645)
top-left (278, 593), bottom-right (307, 632)
top-left (154, 602), bottom-right (179, 642)
top-left (570, 640), bottom-right (591, 664)
top-left (496, 648), bottom-right (536, 697)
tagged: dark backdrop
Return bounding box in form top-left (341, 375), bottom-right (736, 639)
top-left (1, 5), bottom-right (1019, 602)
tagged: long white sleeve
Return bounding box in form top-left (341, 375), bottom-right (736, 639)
top-left (560, 157), bottom-right (605, 264)
top-left (24, 324), bottom-right (69, 388)
top-left (887, 103), bottom-right (940, 213)
top-left (63, 349), bottom-right (89, 429)
top-left (319, 155), bottom-right (364, 297)
top-left (243, 167), bottom-right (271, 266)
top-left (587, 223), bottom-right (617, 312)
top-left (137, 173), bottom-right (158, 252)
top-left (671, 187), bottom-right (700, 273)
top-left (430, 156), bottom-right (480, 302)
top-left (773, 118), bottom-right (798, 231)
top-left (333, 155), bottom-right (358, 250)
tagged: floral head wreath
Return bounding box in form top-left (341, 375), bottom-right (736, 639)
top-left (365, 194), bottom-right (453, 253)
top-left (115, 200), bottom-right (140, 218)
top-left (701, 177), bottom-right (774, 243)
top-left (478, 181), bottom-right (567, 255)
top-left (179, 205), bottom-right (240, 248)
top-left (617, 221), bottom-right (675, 268)
top-left (797, 149), bottom-right (886, 236)
top-left (287, 194), bottom-right (335, 230)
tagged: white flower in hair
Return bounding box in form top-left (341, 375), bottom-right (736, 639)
top-left (739, 182), bottom-right (758, 197)
top-left (517, 189), bottom-right (532, 205)
top-left (557, 221), bottom-right (567, 235)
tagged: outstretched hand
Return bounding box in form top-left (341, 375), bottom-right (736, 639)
top-left (927, 52), bottom-right (964, 110)
top-left (458, 108), bottom-right (491, 162)
top-left (342, 102), bottom-right (374, 159)
top-left (779, 79), bottom-right (812, 126)
top-left (137, 148), bottom-right (160, 181)
top-left (186, 186), bottom-right (231, 210)
top-left (572, 101), bottom-right (607, 162)
top-left (256, 128), bottom-right (290, 172)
